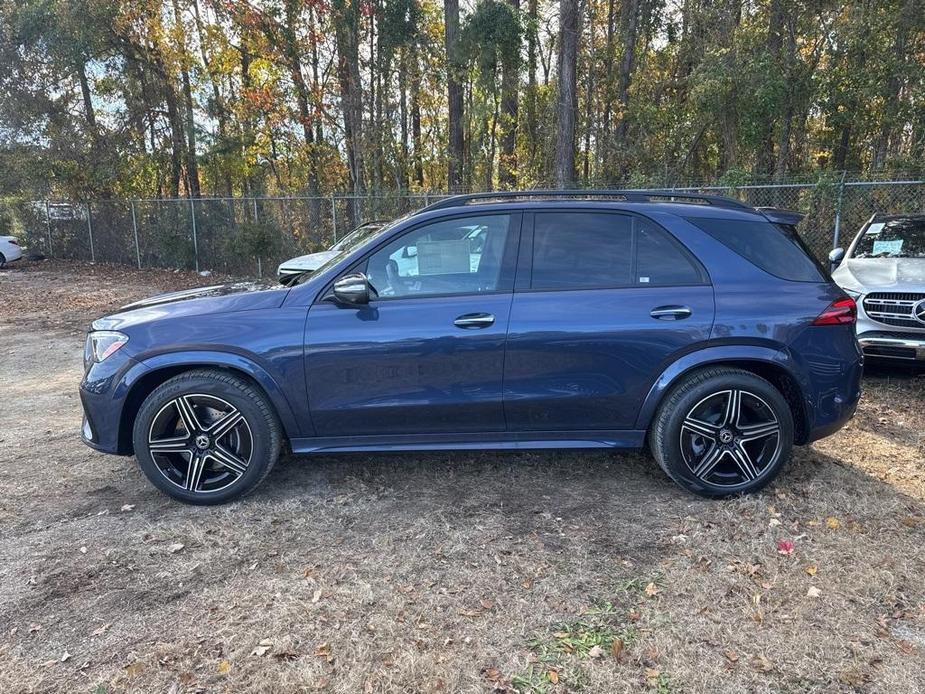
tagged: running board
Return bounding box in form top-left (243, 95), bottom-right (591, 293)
top-left (290, 430), bottom-right (646, 454)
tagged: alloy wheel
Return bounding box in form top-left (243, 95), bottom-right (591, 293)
top-left (147, 393), bottom-right (252, 494)
top-left (679, 389), bottom-right (782, 488)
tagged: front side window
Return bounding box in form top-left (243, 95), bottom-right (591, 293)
top-left (366, 214), bottom-right (512, 298)
top-left (851, 218), bottom-right (925, 259)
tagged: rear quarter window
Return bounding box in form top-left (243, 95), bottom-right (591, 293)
top-left (687, 217), bottom-right (826, 282)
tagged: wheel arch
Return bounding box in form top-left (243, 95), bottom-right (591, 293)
top-left (635, 346), bottom-right (811, 445)
top-left (118, 352), bottom-right (301, 454)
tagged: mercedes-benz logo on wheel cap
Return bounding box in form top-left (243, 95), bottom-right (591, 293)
top-left (914, 299), bottom-right (925, 325)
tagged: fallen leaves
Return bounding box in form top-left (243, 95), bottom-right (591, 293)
top-left (251, 640), bottom-right (272, 657)
top-left (826, 516), bottom-right (841, 530)
top-left (588, 644), bottom-right (605, 659)
top-left (547, 669), bottom-right (559, 684)
top-left (217, 660), bottom-right (232, 675)
top-left (807, 586), bottom-right (822, 598)
top-left (776, 539), bottom-right (795, 555)
top-left (644, 582), bottom-right (660, 598)
top-left (805, 565), bottom-right (818, 576)
top-left (90, 623), bottom-right (111, 637)
top-left (168, 543), bottom-right (185, 554)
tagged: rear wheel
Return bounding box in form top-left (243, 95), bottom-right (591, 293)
top-left (0, 253), bottom-right (6, 269)
top-left (132, 369), bottom-right (282, 505)
top-left (649, 367), bottom-right (793, 497)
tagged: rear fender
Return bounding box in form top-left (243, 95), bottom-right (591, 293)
top-left (634, 345), bottom-right (809, 432)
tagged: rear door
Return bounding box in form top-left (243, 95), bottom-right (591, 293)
top-left (503, 210), bottom-right (715, 431)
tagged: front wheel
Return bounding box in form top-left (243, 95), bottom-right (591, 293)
top-left (649, 367), bottom-right (794, 497)
top-left (132, 369), bottom-right (282, 505)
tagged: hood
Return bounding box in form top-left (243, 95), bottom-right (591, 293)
top-left (279, 250), bottom-right (339, 273)
top-left (833, 258), bottom-right (925, 292)
top-left (92, 281), bottom-right (288, 331)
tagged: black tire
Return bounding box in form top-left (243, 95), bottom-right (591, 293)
top-left (649, 367), bottom-right (794, 498)
top-left (0, 253), bottom-right (6, 269)
top-left (132, 369), bottom-right (282, 505)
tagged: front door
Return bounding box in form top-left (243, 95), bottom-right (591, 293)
top-left (305, 212), bottom-right (520, 437)
top-left (503, 210), bottom-right (715, 431)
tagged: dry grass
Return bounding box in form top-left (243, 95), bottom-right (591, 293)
top-left (1, 259), bottom-right (923, 694)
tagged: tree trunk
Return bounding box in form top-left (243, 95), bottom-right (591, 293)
top-left (445, 0), bottom-right (465, 190)
top-left (597, 0), bottom-right (616, 170)
top-left (756, 0), bottom-right (784, 177)
top-left (334, 0), bottom-right (365, 222)
top-left (498, 0), bottom-right (521, 188)
top-left (613, 0), bottom-right (640, 174)
top-left (582, 0), bottom-right (595, 183)
top-left (410, 46), bottom-right (424, 187)
top-left (525, 0), bottom-right (538, 168)
top-left (171, 0), bottom-right (200, 198)
top-left (555, 0), bottom-right (579, 187)
top-left (191, 0), bottom-right (232, 196)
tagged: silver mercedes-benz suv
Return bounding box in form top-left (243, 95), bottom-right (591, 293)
top-left (831, 214), bottom-right (925, 362)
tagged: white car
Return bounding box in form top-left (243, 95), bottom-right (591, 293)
top-left (277, 221), bottom-right (388, 283)
top-left (830, 213), bottom-right (925, 362)
top-left (0, 235), bottom-right (23, 268)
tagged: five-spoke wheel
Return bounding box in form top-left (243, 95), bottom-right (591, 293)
top-left (650, 367), bottom-right (793, 497)
top-left (133, 370), bottom-right (281, 504)
top-left (148, 394), bottom-right (253, 493)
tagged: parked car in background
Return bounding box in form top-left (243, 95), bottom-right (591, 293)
top-left (277, 220), bottom-right (388, 283)
top-left (80, 190), bottom-right (862, 505)
top-left (831, 214), bottom-right (925, 362)
top-left (0, 235), bottom-right (23, 268)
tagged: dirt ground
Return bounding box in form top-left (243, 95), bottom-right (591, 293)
top-left (1, 259), bottom-right (924, 694)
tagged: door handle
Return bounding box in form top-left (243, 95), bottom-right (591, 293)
top-left (454, 312), bottom-right (495, 329)
top-left (650, 305), bottom-right (692, 320)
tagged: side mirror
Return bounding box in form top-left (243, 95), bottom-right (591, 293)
top-left (332, 272), bottom-right (372, 305)
top-left (828, 247), bottom-right (845, 269)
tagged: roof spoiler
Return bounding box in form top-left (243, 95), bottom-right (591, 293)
top-left (756, 207), bottom-right (805, 227)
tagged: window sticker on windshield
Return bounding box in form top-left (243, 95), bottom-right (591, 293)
top-left (864, 222), bottom-right (885, 236)
top-left (872, 239), bottom-right (903, 255)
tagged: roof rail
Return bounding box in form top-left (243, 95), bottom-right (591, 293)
top-left (415, 189), bottom-right (754, 214)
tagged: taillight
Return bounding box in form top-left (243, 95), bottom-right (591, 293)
top-left (812, 296), bottom-right (857, 326)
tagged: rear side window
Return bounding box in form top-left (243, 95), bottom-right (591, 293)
top-left (532, 213), bottom-right (633, 289)
top-left (636, 219), bottom-right (705, 285)
top-left (687, 217), bottom-right (825, 282)
top-left (530, 212), bottom-right (705, 289)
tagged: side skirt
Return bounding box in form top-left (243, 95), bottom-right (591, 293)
top-left (290, 430), bottom-right (646, 454)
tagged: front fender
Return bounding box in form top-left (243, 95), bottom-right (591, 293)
top-left (633, 344), bottom-right (809, 432)
top-left (134, 350), bottom-right (305, 439)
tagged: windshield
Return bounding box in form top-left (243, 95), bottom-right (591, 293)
top-left (291, 214), bottom-right (409, 285)
top-left (331, 221), bottom-right (387, 251)
top-left (852, 218), bottom-right (925, 259)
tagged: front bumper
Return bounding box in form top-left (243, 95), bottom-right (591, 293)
top-left (858, 331), bottom-right (925, 361)
top-left (79, 352), bottom-right (149, 455)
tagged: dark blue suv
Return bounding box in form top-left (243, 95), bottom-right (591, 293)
top-left (80, 191), bottom-right (862, 504)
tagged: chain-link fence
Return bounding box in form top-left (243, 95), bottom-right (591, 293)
top-left (3, 180), bottom-right (923, 277)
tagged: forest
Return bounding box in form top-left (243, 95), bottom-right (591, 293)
top-left (0, 0), bottom-right (923, 202)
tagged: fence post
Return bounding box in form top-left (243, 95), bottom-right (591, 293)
top-left (130, 200), bottom-right (141, 268)
top-left (86, 202), bottom-right (95, 262)
top-left (330, 194), bottom-right (337, 242)
top-left (44, 200), bottom-right (53, 257)
top-left (189, 196), bottom-right (200, 272)
top-left (832, 171), bottom-right (847, 250)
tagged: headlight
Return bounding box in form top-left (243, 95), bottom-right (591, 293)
top-left (85, 331), bottom-right (129, 365)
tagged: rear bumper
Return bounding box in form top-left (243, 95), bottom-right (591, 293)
top-left (858, 331), bottom-right (925, 361)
